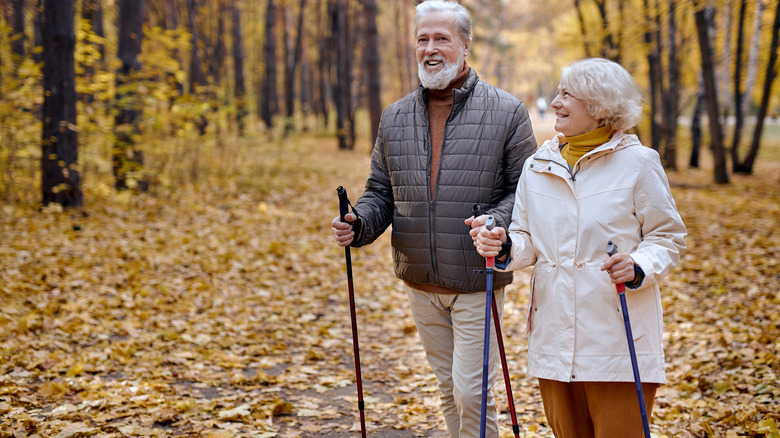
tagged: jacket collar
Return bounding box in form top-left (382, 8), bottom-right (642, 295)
top-left (417, 67), bottom-right (479, 108)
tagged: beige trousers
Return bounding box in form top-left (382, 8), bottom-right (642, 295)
top-left (406, 286), bottom-right (504, 438)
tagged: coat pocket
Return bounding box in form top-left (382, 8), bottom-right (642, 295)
top-left (617, 290), bottom-right (646, 342)
top-left (526, 275), bottom-right (536, 335)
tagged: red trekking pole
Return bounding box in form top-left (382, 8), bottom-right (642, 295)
top-left (492, 296), bottom-right (521, 438)
top-left (607, 240), bottom-right (651, 437)
top-left (337, 186), bottom-right (367, 437)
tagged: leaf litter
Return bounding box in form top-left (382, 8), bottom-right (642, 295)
top-left (0, 134), bottom-right (778, 437)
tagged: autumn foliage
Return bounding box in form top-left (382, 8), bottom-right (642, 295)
top-left (0, 125), bottom-right (778, 437)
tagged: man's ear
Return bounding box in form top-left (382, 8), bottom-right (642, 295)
top-left (463, 40), bottom-right (471, 58)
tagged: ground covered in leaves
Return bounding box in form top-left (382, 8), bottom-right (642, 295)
top-left (1, 128), bottom-right (778, 437)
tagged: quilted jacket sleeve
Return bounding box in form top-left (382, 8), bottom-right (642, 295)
top-left (487, 103), bottom-right (537, 230)
top-left (351, 116), bottom-right (394, 247)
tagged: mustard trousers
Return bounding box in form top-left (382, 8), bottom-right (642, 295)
top-left (538, 378), bottom-right (659, 438)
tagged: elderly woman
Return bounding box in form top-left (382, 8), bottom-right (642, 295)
top-left (468, 57), bottom-right (686, 437)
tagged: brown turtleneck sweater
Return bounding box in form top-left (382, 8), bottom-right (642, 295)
top-left (427, 61), bottom-right (470, 198)
top-left (405, 61), bottom-right (471, 295)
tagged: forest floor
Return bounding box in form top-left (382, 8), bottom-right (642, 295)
top-left (0, 116), bottom-right (778, 437)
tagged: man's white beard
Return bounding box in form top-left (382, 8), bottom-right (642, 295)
top-left (418, 50), bottom-right (464, 90)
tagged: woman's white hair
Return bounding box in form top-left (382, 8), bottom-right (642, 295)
top-left (415, 0), bottom-right (472, 45)
top-left (560, 58), bottom-right (643, 132)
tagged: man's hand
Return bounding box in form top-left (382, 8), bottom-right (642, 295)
top-left (332, 212), bottom-right (358, 247)
top-left (466, 214), bottom-right (506, 258)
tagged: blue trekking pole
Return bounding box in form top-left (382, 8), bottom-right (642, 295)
top-left (337, 186), bottom-right (367, 438)
top-left (479, 215), bottom-right (496, 438)
top-left (473, 204), bottom-right (520, 438)
top-left (606, 240), bottom-right (651, 437)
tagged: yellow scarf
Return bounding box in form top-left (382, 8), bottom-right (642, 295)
top-left (561, 125), bottom-right (613, 168)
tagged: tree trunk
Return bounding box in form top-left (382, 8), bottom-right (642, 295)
top-left (690, 85), bottom-right (704, 168)
top-left (162, 0), bottom-right (184, 97)
top-left (165, 0), bottom-right (180, 29)
top-left (82, 0), bottom-right (105, 58)
top-left (210, 2), bottom-right (226, 86)
top-left (10, 0), bottom-right (25, 69)
top-left (741, 0), bottom-right (764, 118)
top-left (209, 1), bottom-right (226, 136)
top-left (662, 0), bottom-right (679, 170)
top-left (261, 0), bottom-right (278, 129)
top-left (345, 1), bottom-right (356, 145)
top-left (616, 0), bottom-right (626, 65)
top-left (348, 0), bottom-right (362, 132)
top-left (114, 0), bottom-right (147, 191)
top-left (284, 0), bottom-right (307, 135)
top-left (739, 0), bottom-right (780, 174)
top-left (707, 1), bottom-right (734, 120)
top-left (33, 0), bottom-right (43, 64)
top-left (316, 0), bottom-right (330, 129)
top-left (573, 0), bottom-right (592, 57)
top-left (363, 0), bottom-right (381, 144)
top-left (231, 0), bottom-right (246, 135)
top-left (402, 0), bottom-right (415, 93)
top-left (300, 46), bottom-right (313, 132)
top-left (695, 6), bottom-right (729, 184)
top-left (41, 0), bottom-right (82, 207)
top-left (331, 0), bottom-right (353, 150)
top-left (691, 5), bottom-right (717, 169)
top-left (730, 0), bottom-right (747, 172)
top-left (392, 0), bottom-right (415, 95)
top-left (643, 0), bottom-right (661, 151)
top-left (594, 0), bottom-right (620, 61)
top-left (80, 0), bottom-right (105, 104)
top-left (392, 0), bottom-right (404, 95)
top-left (718, 1), bottom-right (733, 120)
top-left (187, 0), bottom-right (206, 92)
top-left (282, 5), bottom-right (292, 129)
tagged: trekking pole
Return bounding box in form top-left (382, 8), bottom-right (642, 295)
top-left (606, 240), bottom-right (651, 438)
top-left (337, 186), bottom-right (367, 438)
top-left (473, 205), bottom-right (520, 438)
top-left (478, 214), bottom-right (496, 438)
top-left (491, 299), bottom-right (521, 438)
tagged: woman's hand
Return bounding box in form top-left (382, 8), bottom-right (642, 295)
top-left (466, 215), bottom-right (507, 258)
top-left (601, 251), bottom-right (636, 284)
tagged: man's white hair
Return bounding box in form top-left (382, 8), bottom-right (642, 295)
top-left (559, 58), bottom-right (643, 132)
top-left (414, 0), bottom-right (472, 45)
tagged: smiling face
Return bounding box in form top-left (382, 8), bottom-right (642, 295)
top-left (550, 86), bottom-right (600, 137)
top-left (415, 10), bottom-right (469, 90)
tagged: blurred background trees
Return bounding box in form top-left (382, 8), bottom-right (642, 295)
top-left (0, 0), bottom-right (778, 208)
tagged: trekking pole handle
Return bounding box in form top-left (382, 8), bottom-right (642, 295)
top-left (485, 216), bottom-right (495, 268)
top-left (606, 240), bottom-right (626, 295)
top-left (485, 215), bottom-right (495, 231)
top-left (472, 205), bottom-right (496, 268)
top-left (337, 186), bottom-right (350, 222)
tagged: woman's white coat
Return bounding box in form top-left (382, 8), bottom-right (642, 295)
top-left (502, 132), bottom-right (687, 383)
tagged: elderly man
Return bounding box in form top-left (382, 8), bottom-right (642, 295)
top-left (332, 0), bottom-right (536, 435)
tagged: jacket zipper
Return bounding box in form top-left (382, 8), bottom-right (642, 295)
top-left (422, 103), bottom-right (440, 284)
top-left (426, 97), bottom-right (460, 285)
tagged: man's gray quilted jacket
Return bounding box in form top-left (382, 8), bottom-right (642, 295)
top-left (352, 68), bottom-right (537, 293)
